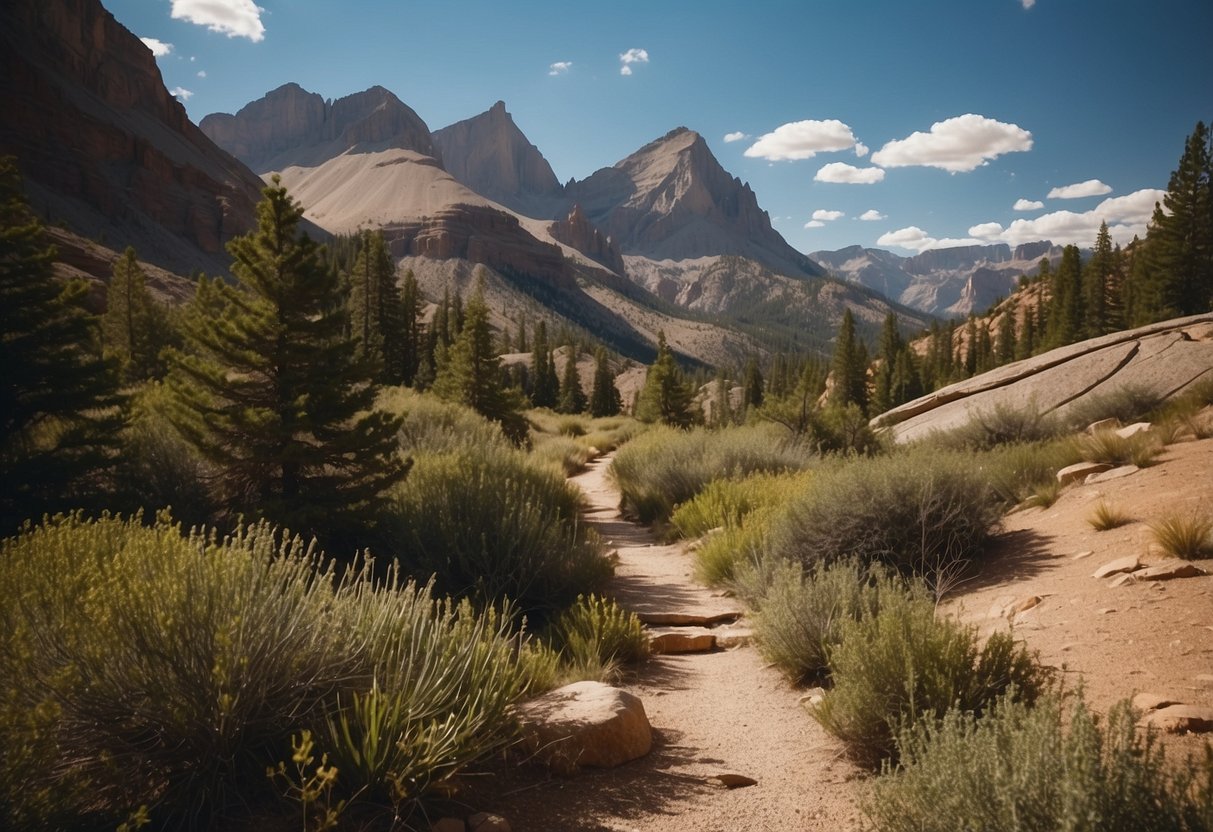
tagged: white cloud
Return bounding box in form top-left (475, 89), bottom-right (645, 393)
top-left (744, 119), bottom-right (857, 161)
top-left (171, 0), bottom-right (265, 42)
top-left (804, 220), bottom-right (826, 228)
top-left (169, 86), bottom-right (194, 101)
top-left (140, 37), bottom-right (172, 57)
top-left (812, 209), bottom-right (844, 221)
top-left (968, 187), bottom-right (1165, 247)
top-left (619, 47), bottom-right (649, 75)
top-left (1022, 0), bottom-right (1036, 8)
top-left (859, 209), bottom-right (886, 221)
top-left (196, 69), bottom-right (207, 78)
top-left (1013, 198), bottom-right (1044, 211)
top-left (854, 142), bottom-right (869, 158)
top-left (876, 226), bottom-right (986, 253)
top-left (723, 131), bottom-right (749, 143)
top-left (548, 61), bottom-right (572, 76)
top-left (1046, 178), bottom-right (1112, 199)
top-left (870, 114), bottom-right (1033, 173)
top-left (814, 162), bottom-right (886, 184)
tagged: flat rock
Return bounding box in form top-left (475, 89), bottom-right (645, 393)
top-left (517, 681), bottom-right (652, 772)
top-left (1108, 572), bottom-right (1139, 588)
top-left (1116, 422), bottom-right (1153, 438)
top-left (1134, 561), bottom-right (1208, 581)
top-left (648, 626), bottom-right (716, 654)
top-left (1086, 417), bottom-right (1121, 434)
top-left (637, 610), bottom-right (742, 627)
top-left (1057, 461), bottom-right (1113, 485)
top-left (1139, 704), bottom-right (1213, 734)
top-left (1132, 692), bottom-right (1181, 712)
top-left (1093, 555), bottom-right (1141, 579)
top-left (713, 625), bottom-right (753, 649)
top-left (1002, 595), bottom-right (1044, 619)
top-left (1085, 465), bottom-right (1140, 484)
top-left (706, 773), bottom-right (758, 790)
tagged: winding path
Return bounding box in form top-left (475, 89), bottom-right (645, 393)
top-left (477, 454), bottom-right (862, 831)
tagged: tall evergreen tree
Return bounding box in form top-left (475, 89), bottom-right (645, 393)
top-left (635, 331), bottom-right (696, 427)
top-left (742, 356), bottom-right (764, 410)
top-left (348, 229), bottom-right (405, 384)
top-left (398, 268), bottom-right (425, 386)
top-left (1147, 121), bottom-right (1213, 317)
top-left (1046, 245), bottom-right (1084, 348)
top-left (996, 302), bottom-right (1017, 365)
top-left (711, 367), bottom-right (733, 427)
top-left (588, 348), bottom-right (622, 417)
top-left (529, 320), bottom-right (558, 408)
top-left (0, 158), bottom-right (125, 529)
top-left (871, 312), bottom-right (903, 415)
top-left (167, 177), bottom-right (404, 543)
top-left (1082, 222), bottom-right (1115, 338)
top-left (828, 308), bottom-right (867, 412)
top-left (557, 347), bottom-right (588, 414)
top-left (102, 246), bottom-right (169, 383)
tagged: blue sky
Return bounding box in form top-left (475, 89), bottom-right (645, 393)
top-left (109, 0), bottom-right (1212, 256)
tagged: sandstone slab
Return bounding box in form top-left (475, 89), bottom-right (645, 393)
top-left (1093, 555), bottom-right (1141, 579)
top-left (1085, 465), bottom-right (1140, 484)
top-left (648, 626), bottom-right (716, 654)
top-left (1057, 461), bottom-right (1113, 485)
top-left (1139, 704), bottom-right (1213, 734)
top-left (1132, 692), bottom-right (1181, 712)
top-left (517, 681), bottom-right (652, 772)
top-left (1116, 422), bottom-right (1153, 439)
top-left (1134, 561), bottom-right (1208, 581)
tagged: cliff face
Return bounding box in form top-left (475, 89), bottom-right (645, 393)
top-left (567, 127), bottom-right (823, 279)
top-left (549, 203), bottom-right (626, 274)
top-left (200, 84), bottom-right (437, 172)
top-left (431, 101), bottom-right (564, 217)
top-left (0, 0), bottom-right (265, 277)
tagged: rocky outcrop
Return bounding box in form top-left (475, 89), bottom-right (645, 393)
top-left (548, 204), bottom-right (626, 274)
top-left (876, 314), bottom-right (1213, 442)
top-left (568, 127), bottom-right (823, 278)
top-left (432, 101), bottom-right (563, 217)
top-left (0, 0), bottom-right (264, 277)
top-left (200, 83), bottom-right (436, 172)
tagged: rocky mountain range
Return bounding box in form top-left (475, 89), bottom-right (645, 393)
top-left (812, 241), bottom-right (1065, 317)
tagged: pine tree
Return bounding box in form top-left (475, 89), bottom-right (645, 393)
top-left (1148, 121), bottom-right (1213, 317)
top-left (828, 308), bottom-right (867, 412)
top-left (529, 320), bottom-right (558, 408)
top-left (557, 347), bottom-right (588, 414)
top-left (167, 177), bottom-right (404, 544)
top-left (102, 246), bottom-right (169, 383)
top-left (871, 312), bottom-right (902, 414)
top-left (1082, 222), bottom-right (1114, 338)
top-left (711, 367), bottom-right (733, 427)
top-left (635, 331), bottom-right (695, 427)
top-left (1046, 245), bottom-right (1083, 348)
top-left (399, 268), bottom-right (425, 385)
top-left (589, 348), bottom-right (622, 417)
top-left (742, 356), bottom-right (764, 410)
top-left (996, 301), bottom-right (1016, 365)
top-left (0, 158), bottom-right (125, 529)
top-left (888, 350), bottom-right (922, 409)
top-left (432, 279), bottom-right (528, 442)
top-left (348, 229), bottom-right (405, 383)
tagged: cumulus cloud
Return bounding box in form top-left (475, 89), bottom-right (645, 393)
top-left (876, 226), bottom-right (985, 253)
top-left (548, 61), bottom-right (573, 76)
top-left (859, 209), bottom-right (886, 221)
top-left (870, 114), bottom-right (1033, 173)
top-left (812, 209), bottom-right (844, 221)
top-left (171, 0), bottom-right (265, 42)
top-left (140, 37), bottom-right (173, 57)
top-left (804, 220), bottom-right (826, 228)
top-left (1022, 0), bottom-right (1036, 8)
top-left (196, 69), bottom-right (207, 78)
top-left (723, 131), bottom-right (749, 143)
top-left (1047, 178), bottom-right (1113, 199)
top-left (1013, 198), bottom-right (1044, 211)
top-left (744, 119), bottom-right (857, 161)
top-left (619, 47), bottom-right (649, 75)
top-left (854, 142), bottom-right (869, 158)
top-left (967, 188), bottom-right (1165, 247)
top-left (169, 86), bottom-right (194, 101)
top-left (814, 162), bottom-right (886, 184)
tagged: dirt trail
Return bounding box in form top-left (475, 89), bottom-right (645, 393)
top-left (474, 454), bottom-right (862, 832)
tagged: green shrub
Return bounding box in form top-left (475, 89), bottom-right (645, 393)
top-left (975, 438), bottom-right (1081, 507)
top-left (766, 449), bottom-right (1002, 579)
top-left (530, 434), bottom-right (594, 476)
top-left (811, 590), bottom-right (1046, 770)
top-left (0, 514), bottom-right (532, 829)
top-left (1062, 383), bottom-right (1165, 431)
top-left (1023, 478), bottom-right (1063, 509)
top-left (867, 695), bottom-right (1213, 832)
top-left (544, 594), bottom-right (648, 681)
top-left (1149, 512), bottom-right (1213, 559)
top-left (610, 424), bottom-right (814, 523)
top-left (941, 399), bottom-right (1061, 451)
top-left (670, 470), bottom-right (810, 540)
top-left (1074, 429), bottom-right (1162, 467)
top-left (380, 387), bottom-right (514, 457)
top-left (1089, 500), bottom-right (1133, 531)
top-left (697, 522), bottom-right (767, 586)
top-left (555, 415), bottom-right (588, 436)
top-left (387, 447), bottom-right (609, 621)
top-left (753, 559), bottom-right (905, 684)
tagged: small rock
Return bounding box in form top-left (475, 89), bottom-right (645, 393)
top-left (1072, 550), bottom-right (1094, 560)
top-left (1135, 561), bottom-right (1208, 581)
top-left (713, 626), bottom-right (753, 649)
top-left (467, 813), bottom-right (511, 832)
top-left (1003, 595), bottom-right (1043, 619)
top-left (1057, 461), bottom-right (1113, 485)
top-left (1086, 417), bottom-right (1121, 434)
top-left (648, 627), bottom-right (716, 654)
top-left (1108, 572), bottom-right (1139, 588)
top-left (1085, 465), bottom-right (1141, 484)
top-left (1139, 704), bottom-right (1213, 734)
top-left (431, 819), bottom-right (465, 832)
top-left (1116, 422), bottom-right (1153, 439)
top-left (1093, 555), bottom-right (1141, 579)
top-left (1132, 692), bottom-right (1181, 712)
top-left (1097, 608), bottom-right (1116, 615)
top-left (799, 687), bottom-right (826, 708)
top-left (706, 773), bottom-right (758, 790)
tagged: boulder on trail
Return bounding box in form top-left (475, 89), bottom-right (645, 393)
top-left (516, 681), bottom-right (652, 773)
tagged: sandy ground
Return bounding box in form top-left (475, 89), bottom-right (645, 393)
top-left (459, 437), bottom-right (1213, 831)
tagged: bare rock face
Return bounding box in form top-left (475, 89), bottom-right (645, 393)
top-left (200, 83), bottom-right (436, 172)
top-left (432, 101), bottom-right (563, 217)
top-left (0, 0), bottom-right (264, 277)
top-left (875, 314), bottom-right (1213, 442)
top-left (567, 127), bottom-right (822, 278)
top-left (549, 204), bottom-right (626, 274)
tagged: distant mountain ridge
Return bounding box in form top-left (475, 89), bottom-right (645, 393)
top-left (812, 241), bottom-right (1065, 317)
